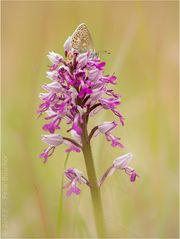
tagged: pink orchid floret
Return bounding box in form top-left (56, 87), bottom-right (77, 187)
top-left (99, 153), bottom-right (139, 186)
top-left (97, 121), bottom-right (118, 134)
top-left (38, 34), bottom-right (125, 163)
top-left (41, 134), bottom-right (63, 146)
top-left (46, 70), bottom-right (58, 81)
top-left (40, 134), bottom-right (82, 163)
top-left (47, 51), bottom-right (63, 65)
top-left (113, 153), bottom-right (139, 182)
top-left (42, 81), bottom-right (62, 94)
top-left (64, 168), bottom-right (90, 197)
top-left (91, 121), bottom-right (124, 148)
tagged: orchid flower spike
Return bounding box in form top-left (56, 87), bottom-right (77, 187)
top-left (38, 25), bottom-right (125, 163)
top-left (64, 168), bottom-right (90, 197)
top-left (99, 153), bottom-right (139, 186)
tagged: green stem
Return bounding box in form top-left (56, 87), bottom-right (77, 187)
top-left (81, 120), bottom-right (106, 238)
top-left (57, 152), bottom-right (70, 237)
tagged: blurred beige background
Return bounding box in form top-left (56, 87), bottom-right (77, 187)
top-left (2, 1), bottom-right (179, 238)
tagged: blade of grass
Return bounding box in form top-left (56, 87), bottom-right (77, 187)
top-left (34, 183), bottom-right (49, 237)
top-left (57, 152), bottom-right (70, 237)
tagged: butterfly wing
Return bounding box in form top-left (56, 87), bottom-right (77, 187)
top-left (71, 23), bottom-right (94, 52)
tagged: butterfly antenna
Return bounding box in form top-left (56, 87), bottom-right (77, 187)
top-left (104, 50), bottom-right (111, 54)
top-left (98, 50), bottom-right (111, 55)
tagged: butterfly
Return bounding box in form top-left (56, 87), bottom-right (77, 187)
top-left (71, 23), bottom-right (94, 52)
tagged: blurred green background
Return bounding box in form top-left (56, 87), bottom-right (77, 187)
top-left (2, 1), bottom-right (179, 238)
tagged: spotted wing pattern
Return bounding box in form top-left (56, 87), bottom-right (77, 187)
top-left (71, 23), bottom-right (94, 52)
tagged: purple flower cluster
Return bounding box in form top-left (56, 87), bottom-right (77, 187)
top-left (38, 38), bottom-right (124, 163)
top-left (37, 33), bottom-right (138, 195)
